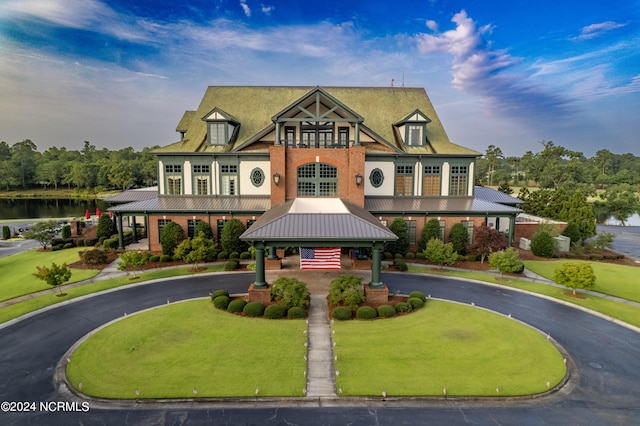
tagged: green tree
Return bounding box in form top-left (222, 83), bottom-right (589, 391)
top-left (117, 251), bottom-right (148, 279)
top-left (387, 217), bottom-right (409, 255)
top-left (497, 181), bottom-right (513, 194)
top-left (559, 190), bottom-right (596, 240)
top-left (220, 219), bottom-right (246, 254)
top-left (23, 220), bottom-right (59, 249)
top-left (194, 220), bottom-right (214, 240)
top-left (553, 263), bottom-right (596, 295)
top-left (96, 215), bottom-right (117, 239)
top-left (591, 232), bottom-right (615, 251)
top-left (599, 183), bottom-right (640, 226)
top-left (484, 145), bottom-right (504, 186)
top-left (448, 223), bottom-right (469, 255)
top-left (33, 262), bottom-right (72, 296)
top-left (423, 238), bottom-right (458, 267)
top-left (488, 247), bottom-right (524, 277)
top-left (176, 233), bottom-right (216, 269)
top-left (419, 218), bottom-right (442, 250)
top-left (531, 231), bottom-right (555, 258)
top-left (11, 139), bottom-right (37, 188)
top-left (160, 221), bottom-right (185, 257)
top-left (561, 222), bottom-right (583, 247)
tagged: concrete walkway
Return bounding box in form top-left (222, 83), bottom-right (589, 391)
top-left (305, 294), bottom-right (337, 397)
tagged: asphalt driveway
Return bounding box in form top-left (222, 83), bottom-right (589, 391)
top-left (0, 272), bottom-right (638, 425)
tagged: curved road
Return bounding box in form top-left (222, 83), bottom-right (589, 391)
top-left (0, 272), bottom-right (638, 425)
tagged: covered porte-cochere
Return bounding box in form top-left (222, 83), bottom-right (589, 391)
top-left (240, 198), bottom-right (398, 292)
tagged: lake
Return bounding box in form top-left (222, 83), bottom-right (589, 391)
top-left (0, 198), bottom-right (111, 220)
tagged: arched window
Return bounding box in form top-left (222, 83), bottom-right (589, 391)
top-left (297, 163), bottom-right (338, 196)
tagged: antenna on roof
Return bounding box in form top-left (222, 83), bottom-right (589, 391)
top-left (402, 73), bottom-right (405, 88)
top-left (391, 78), bottom-right (394, 88)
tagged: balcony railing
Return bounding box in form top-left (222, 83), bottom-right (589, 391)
top-left (283, 140), bottom-right (349, 149)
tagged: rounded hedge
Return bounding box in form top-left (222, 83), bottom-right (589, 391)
top-left (405, 252), bottom-right (415, 259)
top-left (264, 304), bottom-right (286, 319)
top-left (393, 259), bottom-right (408, 271)
top-left (408, 297), bottom-right (424, 309)
top-left (149, 255), bottom-right (160, 263)
top-left (409, 291), bottom-right (426, 301)
top-left (415, 252), bottom-right (426, 260)
top-left (213, 295), bottom-right (230, 310)
top-left (229, 251), bottom-right (240, 259)
top-left (287, 306), bottom-right (306, 319)
top-left (224, 260), bottom-right (239, 271)
top-left (331, 307), bottom-right (352, 321)
top-left (217, 251), bottom-right (229, 260)
top-left (377, 305), bottom-right (396, 318)
top-left (227, 299), bottom-right (247, 313)
top-left (356, 306), bottom-right (378, 319)
top-left (239, 251), bottom-right (252, 259)
top-left (243, 301), bottom-right (265, 317)
top-left (395, 302), bottom-right (412, 313)
top-left (211, 289), bottom-right (229, 300)
top-left (159, 254), bottom-right (171, 262)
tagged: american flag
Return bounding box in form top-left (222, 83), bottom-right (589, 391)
top-left (300, 248), bottom-right (341, 270)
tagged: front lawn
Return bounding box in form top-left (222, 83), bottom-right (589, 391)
top-left (67, 299), bottom-right (308, 398)
top-left (524, 260), bottom-right (640, 303)
top-left (332, 300), bottom-right (566, 396)
top-left (0, 248), bottom-right (99, 302)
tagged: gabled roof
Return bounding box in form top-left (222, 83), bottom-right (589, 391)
top-left (154, 86), bottom-right (480, 156)
top-left (176, 111), bottom-right (196, 132)
top-left (474, 186), bottom-right (524, 206)
top-left (240, 198), bottom-right (398, 244)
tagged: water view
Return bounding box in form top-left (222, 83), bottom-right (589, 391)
top-left (0, 198), bottom-right (111, 220)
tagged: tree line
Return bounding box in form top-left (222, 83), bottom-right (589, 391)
top-left (0, 140), bottom-right (158, 192)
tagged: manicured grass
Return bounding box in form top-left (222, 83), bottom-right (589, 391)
top-left (407, 265), bottom-right (640, 328)
top-left (524, 260), bottom-right (640, 303)
top-left (0, 248), bottom-right (99, 302)
top-left (67, 299), bottom-right (307, 398)
top-left (332, 300), bottom-right (566, 396)
top-left (0, 265), bottom-right (227, 324)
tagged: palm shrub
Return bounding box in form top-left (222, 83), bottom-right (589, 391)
top-left (220, 219), bottom-right (247, 254)
top-left (531, 231), bottom-right (555, 258)
top-left (419, 218), bottom-right (443, 250)
top-left (488, 247), bottom-right (525, 276)
top-left (160, 222), bottom-right (185, 257)
top-left (423, 238), bottom-right (458, 267)
top-left (270, 277), bottom-right (310, 309)
top-left (264, 304), bottom-right (286, 319)
top-left (448, 223), bottom-right (469, 255)
top-left (227, 299), bottom-right (247, 313)
top-left (356, 306), bottom-right (377, 319)
top-left (329, 275), bottom-right (365, 309)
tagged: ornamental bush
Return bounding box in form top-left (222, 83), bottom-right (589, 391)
top-left (377, 305), bottom-right (396, 318)
top-left (240, 251), bottom-right (252, 259)
top-left (213, 295), bottom-right (230, 310)
top-left (211, 289), bottom-right (229, 300)
top-left (227, 299), bottom-right (247, 313)
top-left (264, 304), bottom-right (286, 319)
top-left (149, 255), bottom-right (160, 263)
top-left (419, 218), bottom-right (443, 250)
top-left (79, 249), bottom-right (109, 266)
top-left (2, 225), bottom-right (10, 240)
top-left (194, 220), bottom-right (214, 240)
top-left (329, 275), bottom-right (365, 309)
top-left (230, 251), bottom-right (240, 259)
top-left (243, 301), bottom-right (265, 317)
top-left (270, 277), bottom-right (310, 309)
top-left (356, 306), bottom-right (377, 319)
top-left (220, 219), bottom-right (247, 254)
top-left (160, 221), bottom-right (185, 257)
top-left (383, 252), bottom-right (393, 259)
top-left (61, 224), bottom-right (72, 239)
top-left (159, 254), bottom-right (171, 262)
top-left (393, 259), bottom-right (408, 271)
top-left (217, 251), bottom-right (229, 260)
top-left (423, 238), bottom-right (458, 266)
top-left (415, 252), bottom-right (426, 260)
top-left (331, 307), bottom-right (352, 321)
top-left (287, 306), bottom-right (306, 319)
top-left (448, 223), bottom-right (469, 255)
top-left (395, 302), bottom-right (412, 313)
top-left (553, 262), bottom-right (596, 295)
top-left (62, 242), bottom-right (73, 249)
top-left (96, 215), bottom-right (117, 240)
top-left (387, 217), bottom-right (409, 255)
top-left (562, 222), bottom-right (583, 247)
top-left (409, 291), bottom-right (426, 301)
top-left (408, 297), bottom-right (424, 309)
top-left (405, 252), bottom-right (415, 259)
top-left (103, 238), bottom-right (119, 250)
top-left (224, 260), bottom-right (239, 271)
top-left (531, 231), bottom-right (555, 258)
top-left (488, 247), bottom-right (525, 275)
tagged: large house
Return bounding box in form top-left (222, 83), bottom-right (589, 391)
top-left (108, 86), bottom-right (521, 289)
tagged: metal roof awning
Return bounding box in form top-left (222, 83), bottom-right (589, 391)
top-left (240, 198), bottom-right (398, 247)
top-left (364, 196), bottom-right (522, 215)
top-left (107, 195), bottom-right (271, 214)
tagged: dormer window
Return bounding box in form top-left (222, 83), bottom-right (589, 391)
top-left (395, 109), bottom-right (431, 148)
top-left (202, 107), bottom-right (239, 146)
top-left (406, 124), bottom-right (425, 146)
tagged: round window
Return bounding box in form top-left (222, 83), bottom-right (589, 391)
top-left (369, 168), bottom-right (384, 188)
top-left (251, 168), bottom-right (265, 187)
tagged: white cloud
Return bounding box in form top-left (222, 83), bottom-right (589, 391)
top-left (261, 5), bottom-right (275, 15)
top-left (573, 21), bottom-right (627, 41)
top-left (240, 0), bottom-right (251, 17)
top-left (425, 19), bottom-right (438, 32)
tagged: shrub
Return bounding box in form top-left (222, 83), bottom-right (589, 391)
top-left (79, 249), bottom-right (109, 266)
top-left (159, 254), bottom-right (171, 262)
top-left (408, 297), bottom-right (424, 309)
top-left (377, 305), bottom-right (396, 318)
top-left (415, 252), bottom-right (426, 260)
top-left (194, 220), bottom-right (214, 240)
top-left (96, 215), bottom-right (117, 239)
top-left (270, 277), bottom-right (310, 309)
top-left (393, 259), bottom-right (408, 271)
top-left (419, 218), bottom-right (443, 250)
top-left (213, 295), bottom-right (230, 310)
top-left (227, 299), bottom-right (247, 313)
top-left (172, 238), bottom-right (192, 260)
top-left (160, 222), bottom-right (185, 257)
top-left (61, 224), bottom-right (72, 239)
top-left (240, 251), bottom-right (252, 259)
top-left (448, 223), bottom-right (469, 255)
top-left (220, 219), bottom-right (247, 254)
top-left (211, 289), bottom-right (229, 300)
top-left (2, 225), bottom-right (10, 240)
top-left (468, 225), bottom-right (508, 263)
top-left (224, 260), bottom-right (239, 271)
top-left (217, 251), bottom-right (229, 260)
top-left (63, 242), bottom-right (74, 249)
top-left (287, 306), bottom-right (307, 319)
top-left (243, 301), bottom-right (265, 317)
top-left (387, 217), bottom-right (409, 255)
top-left (409, 291), bottom-right (426, 301)
top-left (592, 231), bottom-right (615, 251)
top-left (423, 238), bottom-right (458, 266)
top-left (51, 244), bottom-right (62, 251)
top-left (383, 252), bottom-right (393, 259)
top-left (562, 222), bottom-right (583, 246)
top-left (531, 231), bottom-right (555, 258)
top-left (230, 251), bottom-right (240, 259)
top-left (84, 238), bottom-right (98, 246)
top-left (405, 252), bottom-right (415, 259)
top-left (149, 255), bottom-right (160, 263)
top-left (395, 302), bottom-right (412, 313)
top-left (75, 238), bottom-right (85, 247)
top-left (264, 304), bottom-right (286, 319)
top-left (488, 247), bottom-right (525, 275)
top-left (394, 253), bottom-right (403, 259)
top-left (329, 275), bottom-right (365, 309)
top-left (103, 238), bottom-right (119, 250)
top-left (331, 307), bottom-right (352, 321)
top-left (553, 262), bottom-right (596, 295)
top-left (356, 306), bottom-right (377, 319)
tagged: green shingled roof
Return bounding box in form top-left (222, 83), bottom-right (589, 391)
top-left (154, 86), bottom-right (479, 156)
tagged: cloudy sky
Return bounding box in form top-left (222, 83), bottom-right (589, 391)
top-left (1, 0), bottom-right (638, 157)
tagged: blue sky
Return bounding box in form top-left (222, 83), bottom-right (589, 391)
top-left (1, 0), bottom-right (638, 157)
